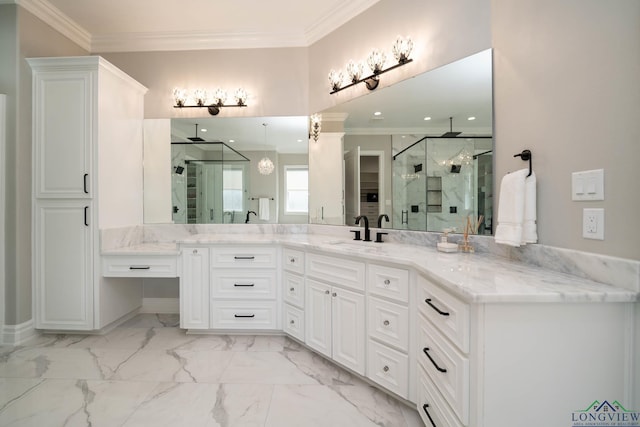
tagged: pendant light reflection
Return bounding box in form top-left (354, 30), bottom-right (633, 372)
top-left (258, 123), bottom-right (275, 175)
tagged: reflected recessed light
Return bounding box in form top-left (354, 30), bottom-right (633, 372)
top-left (374, 111), bottom-right (382, 116)
top-left (297, 139), bottom-right (303, 142)
top-left (423, 116), bottom-right (431, 121)
top-left (201, 128), bottom-right (207, 132)
top-left (467, 116), bottom-right (476, 121)
top-left (401, 135), bottom-right (406, 138)
top-left (229, 139), bottom-right (235, 143)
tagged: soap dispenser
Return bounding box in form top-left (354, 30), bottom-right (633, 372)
top-left (437, 228), bottom-right (458, 253)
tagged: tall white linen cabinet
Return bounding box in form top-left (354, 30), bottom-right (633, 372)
top-left (28, 56), bottom-right (147, 331)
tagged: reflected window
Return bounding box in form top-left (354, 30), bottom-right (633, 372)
top-left (223, 167), bottom-right (244, 212)
top-left (285, 166), bottom-right (308, 214)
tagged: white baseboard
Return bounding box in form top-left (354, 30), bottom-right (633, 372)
top-left (2, 319), bottom-right (36, 345)
top-left (140, 298), bottom-right (179, 314)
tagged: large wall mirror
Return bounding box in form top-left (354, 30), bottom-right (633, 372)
top-left (311, 49), bottom-right (493, 234)
top-left (145, 116), bottom-right (309, 224)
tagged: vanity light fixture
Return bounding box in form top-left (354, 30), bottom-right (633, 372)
top-left (310, 114), bottom-right (322, 142)
top-left (172, 87), bottom-right (248, 115)
top-left (257, 123), bottom-right (275, 176)
top-left (329, 36), bottom-right (414, 95)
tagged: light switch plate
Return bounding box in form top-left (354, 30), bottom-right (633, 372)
top-left (572, 169), bottom-right (604, 201)
top-left (583, 208), bottom-right (604, 240)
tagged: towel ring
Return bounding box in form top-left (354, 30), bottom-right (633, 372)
top-left (514, 149), bottom-right (532, 177)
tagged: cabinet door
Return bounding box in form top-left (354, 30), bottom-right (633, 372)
top-left (332, 287), bottom-right (365, 375)
top-left (34, 200), bottom-right (93, 330)
top-left (33, 71), bottom-right (93, 198)
top-left (180, 247), bottom-right (210, 329)
top-left (305, 279), bottom-right (332, 358)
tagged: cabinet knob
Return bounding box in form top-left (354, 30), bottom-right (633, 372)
top-left (332, 292), bottom-right (337, 297)
top-left (383, 320), bottom-right (390, 326)
top-left (290, 258), bottom-right (295, 263)
top-left (383, 365), bottom-right (390, 372)
top-left (325, 290), bottom-right (330, 294)
top-left (192, 249), bottom-right (198, 254)
top-left (290, 287), bottom-right (295, 292)
top-left (290, 319), bottom-right (295, 325)
top-left (384, 279), bottom-right (390, 286)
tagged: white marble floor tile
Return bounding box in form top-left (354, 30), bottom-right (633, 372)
top-left (265, 384), bottom-right (381, 427)
top-left (0, 379), bottom-right (157, 427)
top-left (1, 315), bottom-right (422, 426)
top-left (122, 382), bottom-right (273, 427)
top-left (221, 351), bottom-right (318, 385)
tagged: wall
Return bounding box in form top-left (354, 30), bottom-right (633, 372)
top-left (492, 0), bottom-right (640, 260)
top-left (99, 48), bottom-right (309, 119)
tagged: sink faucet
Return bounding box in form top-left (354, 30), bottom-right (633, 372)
top-left (355, 215), bottom-right (371, 241)
top-left (245, 210), bottom-right (256, 223)
top-left (377, 214), bottom-right (390, 228)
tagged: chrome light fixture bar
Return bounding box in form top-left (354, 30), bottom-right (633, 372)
top-left (329, 36), bottom-right (414, 95)
top-left (172, 87), bottom-right (248, 115)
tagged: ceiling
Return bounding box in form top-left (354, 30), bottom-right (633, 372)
top-left (19, 0), bottom-right (380, 52)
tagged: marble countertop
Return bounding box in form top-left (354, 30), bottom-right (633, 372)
top-left (102, 233), bottom-right (638, 304)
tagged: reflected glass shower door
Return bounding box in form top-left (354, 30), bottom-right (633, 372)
top-left (392, 139), bottom-right (427, 230)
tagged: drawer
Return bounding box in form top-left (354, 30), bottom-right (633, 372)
top-left (417, 275), bottom-right (470, 353)
top-left (102, 255), bottom-right (177, 278)
top-left (283, 271), bottom-right (304, 308)
top-left (367, 264), bottom-right (409, 303)
top-left (368, 297), bottom-right (409, 352)
top-left (211, 246), bottom-right (277, 268)
top-left (417, 365), bottom-right (464, 427)
top-left (306, 253), bottom-right (365, 291)
top-left (418, 314), bottom-right (470, 424)
top-left (211, 269), bottom-right (276, 299)
top-left (283, 304), bottom-right (304, 341)
top-left (210, 300), bottom-right (277, 330)
top-left (367, 339), bottom-right (409, 399)
top-left (283, 247), bottom-right (305, 274)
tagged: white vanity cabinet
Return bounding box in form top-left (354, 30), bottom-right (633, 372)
top-left (366, 264), bottom-right (411, 399)
top-left (415, 274), bottom-right (634, 427)
top-left (180, 247), bottom-right (210, 330)
top-left (29, 56), bottom-right (147, 331)
top-left (282, 247), bottom-right (305, 341)
top-left (210, 246), bottom-right (279, 330)
top-left (305, 253), bottom-right (366, 375)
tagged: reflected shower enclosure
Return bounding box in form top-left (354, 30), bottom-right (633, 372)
top-left (171, 142), bottom-right (250, 224)
top-left (392, 137), bottom-right (493, 234)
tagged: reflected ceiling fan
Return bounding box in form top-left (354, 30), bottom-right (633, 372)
top-left (441, 117), bottom-right (462, 138)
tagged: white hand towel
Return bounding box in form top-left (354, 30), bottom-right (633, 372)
top-left (494, 168), bottom-right (528, 247)
top-left (258, 198), bottom-right (270, 221)
top-left (522, 171), bottom-right (537, 244)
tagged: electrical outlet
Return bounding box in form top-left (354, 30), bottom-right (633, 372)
top-left (583, 208), bottom-right (604, 240)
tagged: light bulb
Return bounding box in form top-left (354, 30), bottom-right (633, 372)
top-left (213, 88), bottom-right (227, 106)
top-left (234, 88), bottom-right (247, 106)
top-left (257, 157), bottom-right (274, 175)
top-left (367, 49), bottom-right (387, 74)
top-left (328, 69), bottom-right (344, 91)
top-left (392, 36), bottom-right (413, 64)
top-left (346, 60), bottom-right (364, 83)
top-left (173, 88), bottom-right (188, 107)
top-left (193, 89), bottom-right (207, 106)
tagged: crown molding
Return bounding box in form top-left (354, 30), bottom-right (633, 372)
top-left (13, 0), bottom-right (91, 51)
top-left (92, 30), bottom-right (309, 53)
top-left (305, 0), bottom-right (380, 46)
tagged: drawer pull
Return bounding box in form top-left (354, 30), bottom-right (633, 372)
top-left (325, 290), bottom-right (330, 295)
top-left (234, 314), bottom-right (255, 318)
top-left (423, 347), bottom-right (447, 373)
top-left (425, 298), bottom-right (450, 316)
top-left (290, 258), bottom-right (296, 263)
top-left (383, 365), bottom-right (389, 372)
top-left (129, 266), bottom-right (151, 270)
top-left (83, 173), bottom-right (89, 194)
top-left (193, 249), bottom-right (198, 254)
top-left (384, 279), bottom-right (390, 286)
top-left (233, 283), bottom-right (255, 287)
top-left (422, 404), bottom-right (437, 427)
top-left (234, 256), bottom-right (255, 260)
top-left (332, 292), bottom-right (337, 297)
top-left (290, 287), bottom-right (295, 292)
top-left (383, 320), bottom-right (390, 326)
